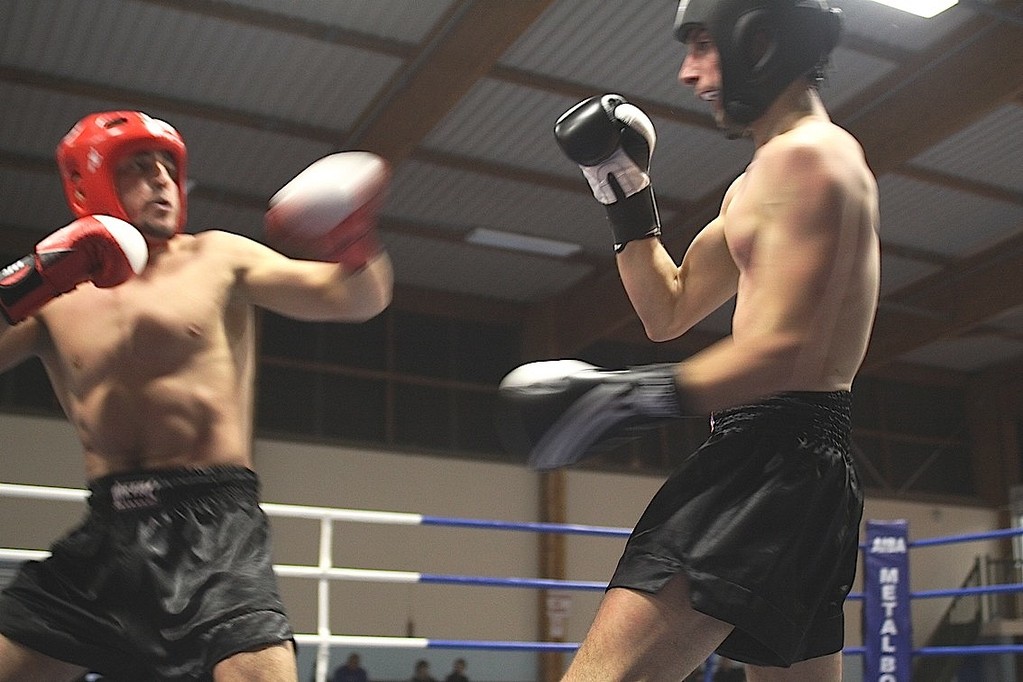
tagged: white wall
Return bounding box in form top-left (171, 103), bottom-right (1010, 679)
top-left (0, 413), bottom-right (1003, 680)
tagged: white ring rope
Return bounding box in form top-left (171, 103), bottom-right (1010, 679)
top-left (0, 482), bottom-right (597, 681)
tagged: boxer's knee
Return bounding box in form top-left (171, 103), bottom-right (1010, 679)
top-left (0, 633), bottom-right (86, 682)
top-left (213, 640), bottom-right (297, 682)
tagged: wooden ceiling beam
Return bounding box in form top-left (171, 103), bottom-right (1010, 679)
top-left (411, 148), bottom-right (695, 214)
top-left (844, 16), bottom-right (1023, 170)
top-left (863, 226), bottom-right (1023, 369)
top-left (859, 360), bottom-right (969, 389)
top-left (880, 241), bottom-right (954, 267)
top-left (0, 148), bottom-right (54, 175)
top-left (489, 65), bottom-right (718, 131)
top-left (0, 65), bottom-right (340, 143)
top-left (343, 0), bottom-right (557, 163)
top-left (0, 223), bottom-right (47, 256)
top-left (139, 0), bottom-right (416, 58)
top-left (887, 224), bottom-right (1023, 310)
top-left (897, 164), bottom-right (1023, 206)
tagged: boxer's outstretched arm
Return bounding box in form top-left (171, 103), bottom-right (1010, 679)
top-left (265, 152), bottom-right (391, 274)
top-left (240, 151), bottom-right (394, 321)
top-left (225, 232), bottom-right (393, 323)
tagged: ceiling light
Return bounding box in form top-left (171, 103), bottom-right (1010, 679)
top-left (866, 0), bottom-right (958, 18)
top-left (465, 228), bottom-right (581, 258)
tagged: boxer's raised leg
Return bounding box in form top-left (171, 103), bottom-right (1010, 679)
top-left (498, 361), bottom-right (689, 470)
top-left (746, 652), bottom-right (842, 682)
top-left (214, 641), bottom-right (297, 682)
top-left (563, 573), bottom-right (732, 682)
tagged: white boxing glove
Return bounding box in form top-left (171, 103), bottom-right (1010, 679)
top-left (265, 152), bottom-right (390, 271)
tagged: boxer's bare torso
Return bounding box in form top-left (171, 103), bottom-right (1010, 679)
top-left (37, 233), bottom-right (257, 479)
top-left (617, 90), bottom-right (880, 413)
top-left (717, 114), bottom-right (880, 389)
top-left (0, 229), bottom-right (391, 481)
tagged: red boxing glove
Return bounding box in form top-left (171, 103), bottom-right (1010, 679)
top-left (265, 152), bottom-right (389, 272)
top-left (0, 215), bottom-right (148, 324)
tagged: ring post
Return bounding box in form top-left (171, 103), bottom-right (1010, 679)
top-left (316, 517), bottom-right (333, 682)
top-left (864, 519), bottom-right (913, 681)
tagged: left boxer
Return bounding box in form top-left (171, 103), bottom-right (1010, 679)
top-left (0, 109), bottom-right (393, 681)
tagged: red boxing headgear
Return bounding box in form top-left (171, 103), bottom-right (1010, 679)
top-left (57, 111), bottom-right (188, 232)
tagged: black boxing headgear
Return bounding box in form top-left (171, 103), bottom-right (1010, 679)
top-left (674, 0), bottom-right (842, 126)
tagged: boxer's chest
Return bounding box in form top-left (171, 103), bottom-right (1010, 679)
top-left (44, 256), bottom-right (239, 380)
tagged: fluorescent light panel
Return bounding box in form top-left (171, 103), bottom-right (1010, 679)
top-left (866, 0), bottom-right (958, 18)
top-left (465, 228), bottom-right (581, 258)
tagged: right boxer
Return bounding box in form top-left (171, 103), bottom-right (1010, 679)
top-left (0, 110), bottom-right (394, 682)
top-left (499, 1), bottom-right (879, 679)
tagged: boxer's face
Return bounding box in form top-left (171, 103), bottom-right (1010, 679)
top-left (679, 28), bottom-right (724, 125)
top-left (115, 149), bottom-right (181, 242)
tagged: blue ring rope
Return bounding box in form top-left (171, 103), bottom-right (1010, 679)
top-left (910, 526), bottom-right (1023, 547)
top-left (858, 526), bottom-right (1023, 551)
top-left (420, 515), bottom-right (630, 537)
top-left (912, 582), bottom-right (1023, 600)
top-left (916, 645), bottom-right (1023, 656)
top-left (420, 573), bottom-right (607, 591)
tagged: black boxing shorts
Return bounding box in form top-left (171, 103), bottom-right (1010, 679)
top-left (0, 466), bottom-right (293, 681)
top-left (608, 391), bottom-right (863, 667)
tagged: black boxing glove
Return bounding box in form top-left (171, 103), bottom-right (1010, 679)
top-left (554, 94), bottom-right (661, 252)
top-left (497, 360), bottom-right (690, 470)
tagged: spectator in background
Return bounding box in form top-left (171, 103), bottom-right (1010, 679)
top-left (330, 652), bottom-right (368, 682)
top-left (444, 657), bottom-right (468, 682)
top-left (411, 659), bottom-right (438, 682)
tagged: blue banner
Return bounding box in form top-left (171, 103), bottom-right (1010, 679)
top-left (863, 519), bottom-right (912, 681)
